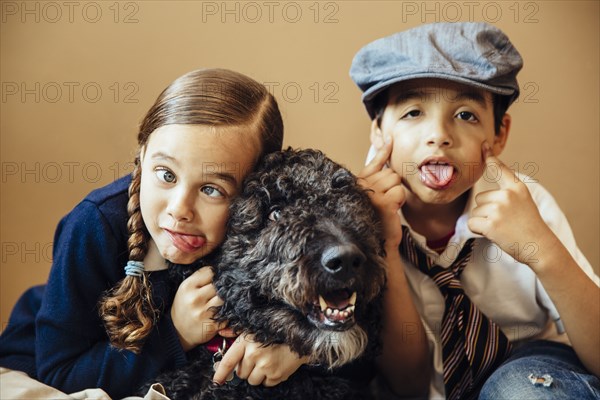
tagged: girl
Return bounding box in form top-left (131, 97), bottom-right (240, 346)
top-left (0, 68), bottom-right (307, 398)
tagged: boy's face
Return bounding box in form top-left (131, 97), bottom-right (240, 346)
top-left (371, 78), bottom-right (510, 206)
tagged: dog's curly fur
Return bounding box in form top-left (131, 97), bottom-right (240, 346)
top-left (144, 148), bottom-right (387, 400)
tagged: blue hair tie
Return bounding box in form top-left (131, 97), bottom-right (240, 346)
top-left (124, 260), bottom-right (145, 277)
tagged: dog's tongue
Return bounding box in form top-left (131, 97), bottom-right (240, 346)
top-left (324, 290), bottom-right (352, 309)
top-left (421, 164), bottom-right (454, 186)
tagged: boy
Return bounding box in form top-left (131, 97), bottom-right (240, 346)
top-left (351, 22), bottom-right (599, 399)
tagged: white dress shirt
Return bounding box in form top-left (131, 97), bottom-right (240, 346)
top-left (397, 173), bottom-right (598, 399)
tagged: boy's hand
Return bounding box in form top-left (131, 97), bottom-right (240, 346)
top-left (171, 267), bottom-right (226, 351)
top-left (468, 142), bottom-right (553, 266)
top-left (358, 141), bottom-right (406, 248)
top-left (212, 334), bottom-right (310, 387)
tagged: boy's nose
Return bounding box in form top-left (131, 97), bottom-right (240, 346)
top-left (426, 122), bottom-right (453, 147)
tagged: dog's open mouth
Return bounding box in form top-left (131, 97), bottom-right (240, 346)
top-left (308, 289), bottom-right (357, 330)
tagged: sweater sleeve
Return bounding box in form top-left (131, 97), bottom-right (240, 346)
top-left (35, 199), bottom-right (187, 399)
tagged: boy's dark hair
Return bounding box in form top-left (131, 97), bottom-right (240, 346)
top-left (371, 89), bottom-right (511, 135)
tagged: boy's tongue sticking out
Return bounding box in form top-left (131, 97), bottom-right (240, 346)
top-left (421, 162), bottom-right (455, 189)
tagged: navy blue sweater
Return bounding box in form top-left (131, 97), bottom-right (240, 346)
top-left (0, 176), bottom-right (188, 398)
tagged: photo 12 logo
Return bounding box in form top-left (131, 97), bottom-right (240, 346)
top-left (400, 1), bottom-right (540, 24)
top-left (1, 1), bottom-right (140, 23)
top-left (200, 1), bottom-right (340, 23)
top-left (263, 81), bottom-right (339, 104)
top-left (1, 161), bottom-right (135, 184)
top-left (1, 82), bottom-right (139, 103)
top-left (1, 242), bottom-right (53, 264)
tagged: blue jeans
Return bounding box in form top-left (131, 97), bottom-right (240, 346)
top-left (479, 340), bottom-right (600, 399)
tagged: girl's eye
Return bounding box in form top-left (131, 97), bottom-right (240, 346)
top-left (201, 186), bottom-right (225, 198)
top-left (457, 111), bottom-right (478, 122)
top-left (402, 109), bottom-right (422, 119)
top-left (269, 208), bottom-right (281, 221)
top-left (156, 169), bottom-right (176, 183)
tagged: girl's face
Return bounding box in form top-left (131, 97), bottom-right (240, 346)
top-left (139, 124), bottom-right (259, 265)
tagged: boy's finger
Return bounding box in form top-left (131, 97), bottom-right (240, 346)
top-left (482, 141), bottom-right (520, 189)
top-left (367, 168), bottom-right (402, 192)
top-left (385, 184), bottom-right (407, 208)
top-left (467, 215), bottom-right (489, 236)
top-left (360, 141), bottom-right (392, 178)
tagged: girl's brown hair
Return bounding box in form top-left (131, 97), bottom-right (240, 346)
top-left (99, 68), bottom-right (283, 353)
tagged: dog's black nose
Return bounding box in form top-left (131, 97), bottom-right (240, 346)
top-left (321, 244), bottom-right (366, 274)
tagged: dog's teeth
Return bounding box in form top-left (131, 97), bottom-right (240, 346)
top-left (347, 305), bottom-right (355, 314)
top-left (349, 292), bottom-right (357, 306)
top-left (319, 295), bottom-right (328, 312)
top-left (332, 309), bottom-right (339, 316)
top-left (325, 308), bottom-right (333, 317)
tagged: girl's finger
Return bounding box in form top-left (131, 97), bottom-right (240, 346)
top-left (246, 369), bottom-right (266, 386)
top-left (212, 338), bottom-right (245, 384)
top-left (183, 266), bottom-right (214, 288)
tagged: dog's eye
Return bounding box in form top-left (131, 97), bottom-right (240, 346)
top-left (269, 208), bottom-right (281, 221)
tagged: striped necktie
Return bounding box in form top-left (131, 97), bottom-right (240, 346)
top-left (400, 227), bottom-right (511, 400)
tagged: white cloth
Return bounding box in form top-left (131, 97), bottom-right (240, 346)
top-left (0, 367), bottom-right (170, 400)
top-left (366, 145), bottom-right (599, 399)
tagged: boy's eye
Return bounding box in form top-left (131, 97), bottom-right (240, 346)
top-left (156, 169), bottom-right (176, 183)
top-left (201, 186), bottom-right (225, 198)
top-left (402, 109), bottom-right (422, 119)
top-left (456, 111), bottom-right (478, 122)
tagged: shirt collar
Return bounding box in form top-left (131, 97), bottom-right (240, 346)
top-left (399, 175), bottom-right (500, 260)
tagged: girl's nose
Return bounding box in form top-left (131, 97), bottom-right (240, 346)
top-left (167, 187), bottom-right (195, 222)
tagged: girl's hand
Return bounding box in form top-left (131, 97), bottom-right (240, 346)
top-left (171, 267), bottom-right (225, 351)
top-left (212, 334), bottom-right (310, 386)
top-left (358, 141), bottom-right (406, 248)
top-left (468, 142), bottom-right (554, 267)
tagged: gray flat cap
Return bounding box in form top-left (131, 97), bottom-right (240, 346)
top-left (350, 22), bottom-right (523, 118)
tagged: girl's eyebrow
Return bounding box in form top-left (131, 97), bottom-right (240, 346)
top-left (150, 151), bottom-right (239, 184)
top-left (202, 171), bottom-right (237, 185)
top-left (151, 151), bottom-right (179, 166)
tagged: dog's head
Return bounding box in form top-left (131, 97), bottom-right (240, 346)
top-left (213, 148), bottom-right (386, 369)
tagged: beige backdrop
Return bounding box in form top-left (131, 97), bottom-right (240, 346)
top-left (1, 1), bottom-right (598, 330)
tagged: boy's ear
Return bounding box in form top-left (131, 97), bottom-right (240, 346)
top-left (370, 119), bottom-right (384, 150)
top-left (493, 113), bottom-right (511, 156)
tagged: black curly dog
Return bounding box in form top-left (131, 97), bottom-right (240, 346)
top-left (146, 148), bottom-right (387, 400)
